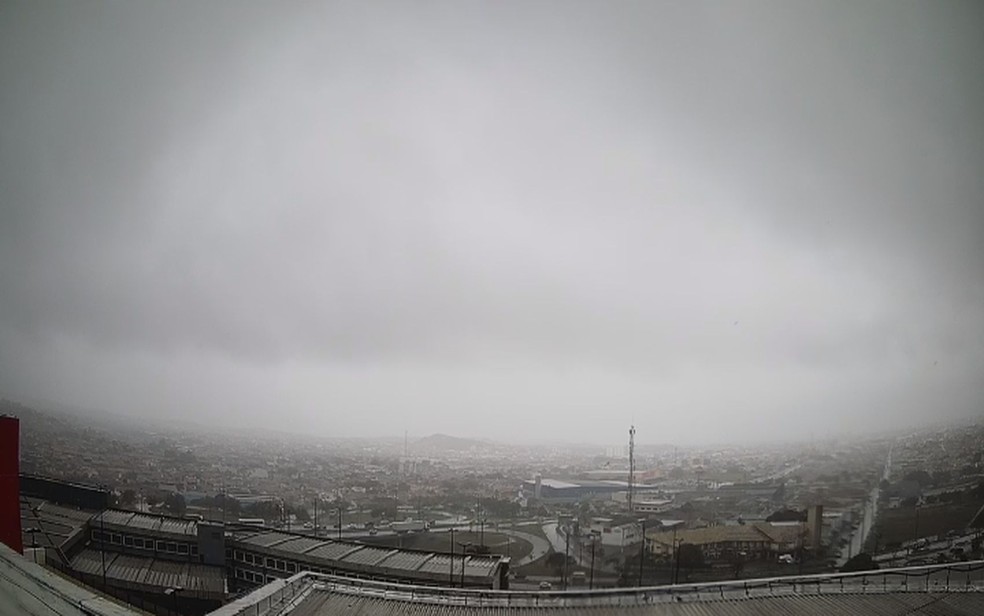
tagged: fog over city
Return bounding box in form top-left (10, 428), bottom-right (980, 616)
top-left (1, 1), bottom-right (982, 445)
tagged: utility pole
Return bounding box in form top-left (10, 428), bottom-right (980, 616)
top-left (449, 528), bottom-right (455, 587)
top-left (563, 529), bottom-right (570, 589)
top-left (628, 425), bottom-right (636, 513)
top-left (589, 539), bottom-right (596, 590)
top-left (674, 540), bottom-right (682, 585)
top-left (478, 499), bottom-right (485, 548)
top-left (99, 510), bottom-right (107, 588)
top-left (460, 543), bottom-right (466, 587)
top-left (670, 526), bottom-right (678, 584)
top-left (638, 519), bottom-right (645, 586)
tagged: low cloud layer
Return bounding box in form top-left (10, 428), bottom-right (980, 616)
top-left (1, 1), bottom-right (982, 444)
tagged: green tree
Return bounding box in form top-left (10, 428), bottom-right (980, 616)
top-left (119, 489), bottom-right (137, 508)
top-left (676, 543), bottom-right (704, 569)
top-left (291, 505), bottom-right (311, 522)
top-left (841, 553), bottom-right (879, 573)
top-left (164, 493), bottom-right (186, 516)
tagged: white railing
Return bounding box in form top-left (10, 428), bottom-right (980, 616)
top-left (216, 560), bottom-right (984, 613)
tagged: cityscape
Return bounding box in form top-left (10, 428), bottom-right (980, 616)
top-left (2, 1), bottom-right (983, 615)
top-left (3, 398), bottom-right (983, 615)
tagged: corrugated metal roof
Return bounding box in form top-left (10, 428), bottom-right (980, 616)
top-left (1, 543), bottom-right (142, 616)
top-left (304, 541), bottom-right (364, 562)
top-left (69, 549), bottom-right (225, 595)
top-left (340, 546), bottom-right (394, 566)
top-left (94, 509), bottom-right (198, 537)
top-left (289, 588), bottom-right (984, 616)
top-left (415, 554), bottom-right (455, 575)
top-left (376, 550), bottom-right (433, 572)
top-left (275, 536), bottom-right (326, 554)
top-left (238, 531), bottom-right (297, 548)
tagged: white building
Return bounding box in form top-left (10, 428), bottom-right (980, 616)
top-left (589, 516), bottom-right (643, 549)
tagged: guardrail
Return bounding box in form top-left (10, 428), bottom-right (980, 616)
top-left (311, 560), bottom-right (984, 608)
top-left (215, 560), bottom-right (984, 613)
top-left (210, 573), bottom-right (313, 616)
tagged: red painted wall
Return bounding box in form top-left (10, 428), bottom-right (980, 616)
top-left (0, 415), bottom-right (23, 553)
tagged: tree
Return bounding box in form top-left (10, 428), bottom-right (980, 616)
top-left (119, 489), bottom-right (137, 508)
top-left (902, 470), bottom-right (932, 487)
top-left (215, 493), bottom-right (241, 515)
top-left (841, 553), bottom-right (879, 573)
top-left (164, 493), bottom-right (186, 516)
top-left (545, 551), bottom-right (575, 576)
top-left (676, 543), bottom-right (704, 569)
top-left (766, 508), bottom-right (805, 523)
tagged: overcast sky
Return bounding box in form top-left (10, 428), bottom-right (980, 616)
top-left (1, 1), bottom-right (982, 446)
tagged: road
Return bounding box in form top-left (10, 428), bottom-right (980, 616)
top-left (836, 442), bottom-right (893, 566)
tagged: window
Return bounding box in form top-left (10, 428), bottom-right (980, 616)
top-left (178, 544), bottom-right (189, 554)
top-left (166, 542), bottom-right (178, 553)
top-left (286, 562), bottom-right (296, 574)
top-left (235, 550), bottom-right (243, 561)
top-left (191, 546), bottom-right (199, 556)
top-left (276, 560), bottom-right (286, 571)
top-left (266, 557), bottom-right (275, 568)
top-left (124, 536), bottom-right (134, 547)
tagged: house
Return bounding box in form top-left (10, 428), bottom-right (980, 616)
top-left (646, 523), bottom-right (806, 563)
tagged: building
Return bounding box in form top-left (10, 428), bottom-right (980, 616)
top-left (5, 541), bottom-right (984, 616)
top-left (588, 516), bottom-right (643, 550)
top-left (646, 523), bottom-right (806, 563)
top-left (226, 526), bottom-right (508, 590)
top-left (522, 478), bottom-right (629, 504)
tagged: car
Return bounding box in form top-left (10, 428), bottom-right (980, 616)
top-left (538, 582), bottom-right (552, 590)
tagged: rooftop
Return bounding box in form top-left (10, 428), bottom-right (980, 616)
top-left (211, 561), bottom-right (984, 616)
top-left (20, 496), bottom-right (93, 552)
top-left (229, 528), bottom-right (507, 580)
top-left (69, 548), bottom-right (227, 598)
top-left (647, 522), bottom-right (805, 547)
top-left (93, 509), bottom-right (199, 537)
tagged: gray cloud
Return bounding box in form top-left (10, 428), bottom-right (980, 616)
top-left (1, 1), bottom-right (982, 444)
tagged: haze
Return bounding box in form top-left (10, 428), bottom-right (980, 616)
top-left (1, 1), bottom-right (982, 445)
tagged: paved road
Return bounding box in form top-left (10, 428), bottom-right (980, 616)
top-left (543, 523), bottom-right (620, 573)
top-left (496, 527), bottom-right (551, 565)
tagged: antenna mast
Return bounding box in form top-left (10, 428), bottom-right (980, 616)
top-left (628, 425), bottom-right (636, 512)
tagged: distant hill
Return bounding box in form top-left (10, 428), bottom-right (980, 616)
top-left (411, 433), bottom-right (495, 453)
